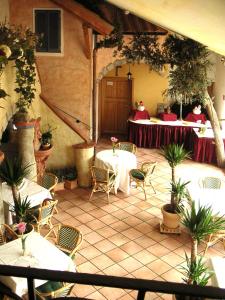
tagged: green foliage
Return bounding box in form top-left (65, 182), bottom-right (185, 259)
top-left (10, 195), bottom-right (32, 223)
top-left (96, 23), bottom-right (124, 52)
top-left (0, 156), bottom-right (31, 187)
top-left (0, 22), bottom-right (38, 111)
top-left (181, 253), bottom-right (213, 286)
top-left (40, 124), bottom-right (56, 146)
top-left (120, 34), bottom-right (165, 73)
top-left (171, 179), bottom-right (190, 212)
top-left (181, 202), bottom-right (225, 243)
top-left (162, 143), bottom-right (190, 172)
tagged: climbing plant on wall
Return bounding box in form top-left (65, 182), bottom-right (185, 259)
top-left (0, 23), bottom-right (37, 113)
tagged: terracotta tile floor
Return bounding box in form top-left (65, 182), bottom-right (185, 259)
top-left (50, 138), bottom-right (225, 299)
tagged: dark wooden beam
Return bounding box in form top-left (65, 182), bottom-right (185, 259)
top-left (82, 23), bottom-right (91, 59)
top-left (51, 0), bottom-right (113, 35)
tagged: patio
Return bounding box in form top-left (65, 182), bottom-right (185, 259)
top-left (50, 138), bottom-right (225, 300)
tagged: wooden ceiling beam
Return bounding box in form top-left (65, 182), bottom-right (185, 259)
top-left (51, 0), bottom-right (114, 35)
top-left (82, 23), bottom-right (91, 59)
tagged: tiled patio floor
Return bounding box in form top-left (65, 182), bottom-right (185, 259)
top-left (50, 139), bottom-right (225, 299)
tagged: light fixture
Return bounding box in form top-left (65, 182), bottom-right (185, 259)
top-left (127, 64), bottom-right (132, 80)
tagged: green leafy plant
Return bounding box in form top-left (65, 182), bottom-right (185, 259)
top-left (40, 124), bottom-right (56, 148)
top-left (10, 195), bottom-right (32, 223)
top-left (0, 156), bottom-right (31, 203)
top-left (171, 179), bottom-right (190, 213)
top-left (181, 203), bottom-right (225, 285)
top-left (162, 143), bottom-right (190, 213)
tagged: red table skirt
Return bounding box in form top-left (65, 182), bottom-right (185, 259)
top-left (128, 121), bottom-right (193, 150)
top-left (159, 113), bottom-right (177, 121)
top-left (192, 134), bottom-right (225, 164)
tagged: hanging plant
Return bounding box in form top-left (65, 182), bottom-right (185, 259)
top-left (0, 23), bottom-right (38, 113)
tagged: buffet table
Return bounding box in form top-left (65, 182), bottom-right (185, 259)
top-left (192, 128), bottom-right (225, 164)
top-left (128, 118), bottom-right (205, 150)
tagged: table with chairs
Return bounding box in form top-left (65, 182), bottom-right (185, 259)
top-left (0, 231), bottom-right (76, 297)
top-left (94, 148), bottom-right (137, 197)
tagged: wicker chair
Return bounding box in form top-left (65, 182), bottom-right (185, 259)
top-left (48, 224), bottom-right (83, 259)
top-left (40, 173), bottom-right (59, 213)
top-left (115, 142), bottom-right (137, 154)
top-left (0, 224), bottom-right (18, 245)
top-left (199, 176), bottom-right (222, 189)
top-left (30, 199), bottom-right (58, 238)
top-left (35, 281), bottom-right (74, 299)
top-left (89, 166), bottom-right (116, 203)
top-left (129, 162), bottom-right (157, 200)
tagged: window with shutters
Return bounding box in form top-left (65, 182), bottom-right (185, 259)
top-left (34, 9), bottom-right (62, 53)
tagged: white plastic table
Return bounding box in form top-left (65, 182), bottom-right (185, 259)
top-left (0, 232), bottom-right (75, 297)
top-left (2, 179), bottom-right (52, 224)
top-left (95, 149), bottom-right (137, 195)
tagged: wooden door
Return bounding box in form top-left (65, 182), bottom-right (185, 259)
top-left (101, 77), bottom-right (132, 135)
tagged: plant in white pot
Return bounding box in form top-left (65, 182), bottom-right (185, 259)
top-left (176, 203), bottom-right (225, 299)
top-left (161, 143), bottom-right (190, 233)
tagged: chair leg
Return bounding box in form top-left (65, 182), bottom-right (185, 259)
top-left (107, 191), bottom-right (110, 203)
top-left (203, 234), bottom-right (212, 256)
top-left (89, 189), bottom-right (94, 201)
top-left (151, 182), bottom-right (156, 194)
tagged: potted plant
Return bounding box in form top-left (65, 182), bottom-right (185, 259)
top-left (0, 156), bottom-right (31, 204)
top-left (40, 124), bottom-right (56, 150)
top-left (176, 203), bottom-right (225, 299)
top-left (160, 143), bottom-right (190, 232)
top-left (64, 167), bottom-right (78, 190)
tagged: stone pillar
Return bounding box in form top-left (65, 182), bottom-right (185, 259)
top-left (0, 151), bottom-right (5, 224)
top-left (14, 120), bottom-right (37, 182)
top-left (73, 142), bottom-right (95, 188)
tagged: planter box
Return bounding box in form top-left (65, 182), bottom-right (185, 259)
top-left (64, 179), bottom-right (78, 190)
top-left (54, 182), bottom-right (65, 192)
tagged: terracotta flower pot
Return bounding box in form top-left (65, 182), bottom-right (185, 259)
top-left (161, 204), bottom-right (180, 229)
top-left (64, 179), bottom-right (78, 190)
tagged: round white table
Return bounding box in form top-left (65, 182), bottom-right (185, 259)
top-left (95, 149), bottom-right (137, 195)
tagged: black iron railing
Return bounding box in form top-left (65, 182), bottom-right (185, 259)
top-left (1, 264), bottom-right (225, 299)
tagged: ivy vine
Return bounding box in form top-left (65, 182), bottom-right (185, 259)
top-left (0, 23), bottom-right (38, 113)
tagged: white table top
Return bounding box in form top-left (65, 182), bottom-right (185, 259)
top-left (209, 257), bottom-right (225, 288)
top-left (0, 232), bottom-right (75, 296)
top-left (2, 178), bottom-right (52, 208)
top-left (193, 127), bottom-right (225, 139)
top-left (95, 149), bottom-right (137, 194)
top-left (129, 117), bottom-right (210, 128)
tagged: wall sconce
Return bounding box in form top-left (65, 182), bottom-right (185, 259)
top-left (127, 64), bottom-right (132, 80)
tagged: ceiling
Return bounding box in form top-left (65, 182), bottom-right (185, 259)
top-left (106, 0), bottom-right (225, 56)
top-left (74, 0), bottom-right (167, 34)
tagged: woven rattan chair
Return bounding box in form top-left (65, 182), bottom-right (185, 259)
top-left (115, 142), bottom-right (137, 154)
top-left (30, 199), bottom-right (58, 238)
top-left (35, 281), bottom-right (74, 299)
top-left (89, 166), bottom-right (116, 203)
top-left (199, 176), bottom-right (222, 189)
top-left (129, 161), bottom-right (157, 200)
top-left (0, 224), bottom-right (18, 245)
top-left (48, 224), bottom-right (83, 259)
top-left (40, 172), bottom-right (59, 214)
top-left (203, 220), bottom-right (225, 255)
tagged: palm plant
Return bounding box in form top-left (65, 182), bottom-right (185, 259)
top-left (181, 203), bottom-right (225, 285)
top-left (0, 156), bottom-right (30, 203)
top-left (10, 195), bottom-right (32, 223)
top-left (162, 144), bottom-right (190, 212)
top-left (171, 179), bottom-right (190, 213)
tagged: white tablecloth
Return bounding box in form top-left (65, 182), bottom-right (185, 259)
top-left (2, 179), bottom-right (52, 224)
top-left (95, 149), bottom-right (137, 195)
top-left (209, 257), bottom-right (225, 288)
top-left (0, 232), bottom-right (75, 296)
top-left (188, 185), bottom-right (225, 216)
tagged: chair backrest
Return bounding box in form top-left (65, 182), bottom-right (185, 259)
top-left (35, 282), bottom-right (74, 299)
top-left (37, 200), bottom-right (58, 224)
top-left (91, 166), bottom-right (111, 183)
top-left (57, 224), bottom-right (83, 257)
top-left (116, 142), bottom-right (137, 154)
top-left (42, 173), bottom-right (58, 191)
top-left (200, 177), bottom-right (222, 189)
top-left (0, 224), bottom-right (18, 245)
top-left (141, 162), bottom-right (157, 181)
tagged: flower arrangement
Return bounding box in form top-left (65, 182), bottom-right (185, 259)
top-left (111, 136), bottom-right (118, 154)
top-left (16, 222), bottom-right (27, 256)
